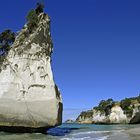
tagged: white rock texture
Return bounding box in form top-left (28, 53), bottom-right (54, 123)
top-left (92, 110), bottom-right (107, 123)
top-left (0, 13), bottom-right (62, 132)
top-left (76, 104), bottom-right (140, 124)
top-left (109, 106), bottom-right (128, 123)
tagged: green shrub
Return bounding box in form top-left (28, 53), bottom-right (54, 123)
top-left (120, 98), bottom-right (131, 110)
top-left (80, 110), bottom-right (93, 118)
top-left (0, 29), bottom-right (15, 54)
top-left (26, 9), bottom-right (39, 33)
top-left (35, 2), bottom-right (44, 15)
top-left (26, 2), bottom-right (45, 33)
top-left (93, 98), bottom-right (115, 116)
top-left (120, 98), bottom-right (134, 117)
top-left (124, 107), bottom-right (133, 117)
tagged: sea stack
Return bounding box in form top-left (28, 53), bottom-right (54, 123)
top-left (0, 13), bottom-right (63, 133)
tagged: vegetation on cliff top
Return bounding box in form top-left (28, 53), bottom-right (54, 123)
top-left (26, 2), bottom-right (44, 33)
top-left (0, 30), bottom-right (15, 67)
top-left (0, 30), bottom-right (15, 56)
top-left (120, 96), bottom-right (140, 117)
top-left (78, 110), bottom-right (93, 118)
top-left (0, 2), bottom-right (44, 61)
top-left (94, 95), bottom-right (140, 117)
top-left (78, 95), bottom-right (140, 119)
top-left (93, 98), bottom-right (115, 115)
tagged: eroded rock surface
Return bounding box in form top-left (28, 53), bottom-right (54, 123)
top-left (0, 13), bottom-right (62, 133)
top-left (76, 97), bottom-right (140, 124)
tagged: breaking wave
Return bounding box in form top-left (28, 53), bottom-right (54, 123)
top-left (60, 135), bottom-right (109, 140)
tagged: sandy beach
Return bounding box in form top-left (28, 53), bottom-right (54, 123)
top-left (107, 126), bottom-right (140, 140)
top-left (126, 127), bottom-right (140, 136)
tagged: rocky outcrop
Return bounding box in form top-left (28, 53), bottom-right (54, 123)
top-left (130, 102), bottom-right (140, 124)
top-left (109, 106), bottom-right (128, 123)
top-left (76, 96), bottom-right (140, 124)
top-left (64, 119), bottom-right (75, 124)
top-left (130, 112), bottom-right (140, 124)
top-left (76, 110), bottom-right (93, 124)
top-left (0, 13), bottom-right (62, 133)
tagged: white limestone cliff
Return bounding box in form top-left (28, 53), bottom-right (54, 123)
top-left (0, 13), bottom-right (62, 132)
top-left (109, 106), bottom-right (128, 123)
top-left (76, 99), bottom-right (140, 124)
top-left (92, 110), bottom-right (107, 124)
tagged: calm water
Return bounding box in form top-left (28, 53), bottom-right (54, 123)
top-left (0, 124), bottom-right (140, 140)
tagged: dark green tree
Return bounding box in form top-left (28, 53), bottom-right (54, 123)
top-left (26, 2), bottom-right (45, 33)
top-left (96, 98), bottom-right (115, 116)
top-left (120, 98), bottom-right (131, 110)
top-left (0, 30), bottom-right (15, 54)
top-left (26, 9), bottom-right (38, 33)
top-left (35, 2), bottom-right (44, 15)
top-left (98, 98), bottom-right (114, 109)
top-left (120, 98), bottom-right (133, 117)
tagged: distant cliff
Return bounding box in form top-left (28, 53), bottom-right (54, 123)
top-left (76, 96), bottom-right (140, 124)
top-left (0, 9), bottom-right (62, 132)
top-left (65, 119), bottom-right (75, 124)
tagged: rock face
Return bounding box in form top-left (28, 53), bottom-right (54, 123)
top-left (109, 106), bottom-right (128, 123)
top-left (0, 13), bottom-right (63, 133)
top-left (76, 97), bottom-right (140, 124)
top-left (76, 110), bottom-right (93, 124)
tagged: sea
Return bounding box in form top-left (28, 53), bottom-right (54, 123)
top-left (0, 123), bottom-right (139, 140)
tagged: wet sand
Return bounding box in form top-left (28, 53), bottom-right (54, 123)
top-left (126, 127), bottom-right (140, 136)
top-left (108, 127), bottom-right (140, 140)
